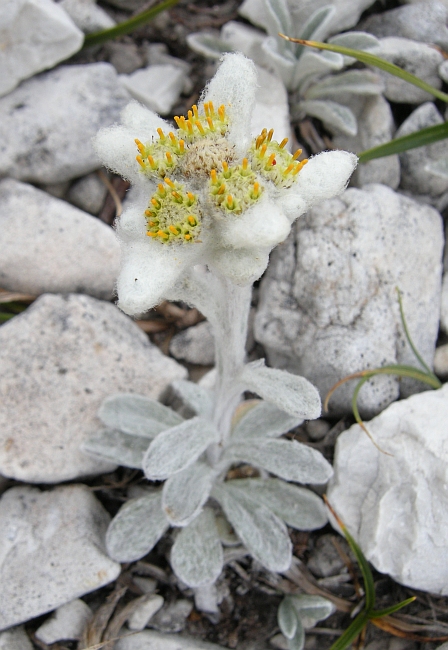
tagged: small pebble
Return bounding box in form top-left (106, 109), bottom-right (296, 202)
top-left (305, 419), bottom-right (331, 441)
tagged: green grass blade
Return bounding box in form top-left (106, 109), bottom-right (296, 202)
top-left (370, 597), bottom-right (416, 619)
top-left (358, 122), bottom-right (448, 163)
top-left (278, 36), bottom-right (448, 104)
top-left (396, 288), bottom-right (437, 378)
top-left (82, 0), bottom-right (180, 48)
top-left (329, 612), bottom-right (369, 650)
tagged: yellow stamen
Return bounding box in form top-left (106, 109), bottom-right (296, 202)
top-left (151, 198), bottom-right (160, 207)
top-left (284, 163), bottom-right (295, 175)
top-left (187, 192), bottom-right (195, 205)
top-left (192, 105), bottom-right (199, 119)
top-left (136, 155), bottom-right (144, 167)
top-left (252, 182), bottom-right (260, 198)
top-left (210, 169), bottom-right (218, 184)
top-left (145, 209), bottom-right (151, 216)
top-left (188, 110), bottom-right (193, 121)
top-left (279, 138), bottom-right (289, 149)
top-left (218, 105), bottom-right (225, 121)
top-left (226, 195), bottom-right (234, 209)
top-left (174, 116), bottom-right (182, 128)
top-left (164, 177), bottom-right (175, 188)
top-left (204, 102), bottom-right (210, 117)
top-left (157, 230), bottom-right (169, 239)
top-left (169, 225), bottom-right (179, 235)
top-left (195, 120), bottom-right (205, 135)
top-left (166, 151), bottom-right (173, 163)
top-left (217, 184), bottom-right (226, 195)
top-left (157, 128), bottom-right (165, 141)
top-left (157, 183), bottom-right (166, 196)
top-left (222, 161), bottom-right (229, 173)
top-left (259, 143), bottom-right (267, 158)
top-left (186, 120), bottom-right (193, 135)
top-left (267, 129), bottom-right (274, 142)
top-left (267, 153), bottom-right (276, 166)
top-left (169, 132), bottom-right (176, 144)
top-left (242, 158), bottom-right (248, 171)
top-left (188, 215), bottom-right (196, 225)
top-left (292, 148), bottom-right (302, 161)
top-left (184, 233), bottom-right (191, 240)
top-left (179, 139), bottom-right (185, 153)
top-left (292, 159), bottom-right (308, 175)
top-left (148, 220), bottom-right (156, 227)
top-left (207, 116), bottom-right (215, 131)
top-left (147, 155), bottom-right (156, 169)
top-left (147, 231), bottom-right (157, 237)
top-left (172, 191), bottom-right (182, 202)
top-left (135, 138), bottom-right (145, 154)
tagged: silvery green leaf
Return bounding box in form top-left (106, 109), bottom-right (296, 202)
top-left (425, 157), bottom-right (448, 179)
top-left (212, 483), bottom-right (292, 572)
top-left (82, 428), bottom-right (148, 469)
top-left (143, 416), bottom-right (219, 480)
top-left (278, 597), bottom-right (298, 639)
top-left (304, 70), bottom-right (384, 100)
top-left (186, 32), bottom-right (234, 60)
top-left (329, 31), bottom-right (380, 65)
top-left (171, 508), bottom-right (223, 587)
top-left (215, 513), bottom-right (240, 546)
top-left (239, 360), bottom-right (321, 420)
top-left (162, 461), bottom-right (216, 526)
top-left (264, 0), bottom-right (290, 39)
top-left (298, 100), bottom-right (357, 136)
top-left (225, 439), bottom-right (333, 484)
top-left (170, 379), bottom-right (214, 418)
top-left (290, 49), bottom-right (343, 90)
top-left (232, 401), bottom-right (302, 440)
top-left (290, 595), bottom-right (336, 627)
top-left (262, 37), bottom-right (297, 89)
top-left (106, 492), bottom-right (169, 562)
top-left (98, 393), bottom-right (183, 438)
top-left (289, 621), bottom-right (305, 650)
top-left (224, 479), bottom-right (328, 530)
top-left (298, 5), bottom-right (335, 43)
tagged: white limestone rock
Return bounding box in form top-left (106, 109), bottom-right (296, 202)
top-left (116, 630), bottom-right (227, 650)
top-left (36, 599), bottom-right (93, 643)
top-left (0, 627), bottom-right (33, 650)
top-left (370, 38), bottom-right (444, 104)
top-left (0, 485), bottom-right (120, 631)
top-left (0, 0), bottom-right (83, 98)
top-left (0, 179), bottom-right (119, 299)
top-left (120, 65), bottom-right (186, 116)
top-left (57, 0), bottom-right (116, 33)
top-left (0, 63), bottom-right (130, 184)
top-left (127, 595), bottom-right (164, 632)
top-left (0, 293), bottom-right (187, 483)
top-left (149, 600), bottom-right (193, 633)
top-left (327, 383), bottom-right (448, 595)
top-left (396, 103), bottom-right (448, 198)
top-left (254, 184), bottom-right (443, 417)
top-left (67, 172), bottom-right (108, 215)
top-left (362, 0), bottom-right (448, 50)
top-left (169, 321), bottom-right (215, 366)
top-left (440, 59), bottom-right (448, 84)
top-left (434, 343), bottom-right (448, 377)
top-left (333, 95), bottom-right (400, 189)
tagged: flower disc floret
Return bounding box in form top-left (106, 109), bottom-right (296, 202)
top-left (209, 159), bottom-right (264, 215)
top-left (136, 128), bottom-right (186, 179)
top-left (249, 130), bottom-right (308, 189)
top-left (145, 177), bottom-right (201, 244)
top-left (174, 102), bottom-right (229, 143)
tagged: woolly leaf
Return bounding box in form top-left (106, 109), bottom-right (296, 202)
top-left (162, 461), bottom-right (216, 526)
top-left (142, 416), bottom-right (219, 480)
top-left (288, 621), bottom-right (305, 650)
top-left (329, 31), bottom-right (380, 65)
top-left (278, 597), bottom-right (298, 639)
top-left (98, 393), bottom-right (183, 438)
top-left (106, 492), bottom-right (169, 562)
top-left (186, 32), bottom-right (233, 60)
top-left (290, 595), bottom-right (336, 627)
top-left (212, 483), bottom-right (292, 572)
top-left (239, 360), bottom-right (321, 420)
top-left (232, 400), bottom-right (302, 440)
top-left (224, 478), bottom-right (328, 530)
top-left (82, 428), bottom-right (148, 469)
top-left (225, 439), bottom-right (333, 484)
top-left (171, 508), bottom-right (223, 587)
top-left (298, 5), bottom-right (335, 43)
top-left (264, 0), bottom-right (291, 39)
top-left (298, 99), bottom-right (357, 136)
top-left (304, 70), bottom-right (384, 100)
top-left (170, 379), bottom-right (214, 418)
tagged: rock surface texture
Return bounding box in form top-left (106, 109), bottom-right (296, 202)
top-left (0, 0), bottom-right (83, 97)
top-left (120, 65), bottom-right (186, 116)
top-left (327, 383), bottom-right (448, 595)
top-left (0, 63), bottom-right (130, 184)
top-left (0, 484), bottom-right (120, 630)
top-left (255, 184), bottom-right (443, 416)
top-left (0, 179), bottom-right (119, 299)
top-left (35, 599), bottom-right (92, 643)
top-left (116, 630), bottom-right (227, 650)
top-left (0, 293), bottom-right (187, 482)
top-left (169, 321), bottom-right (215, 366)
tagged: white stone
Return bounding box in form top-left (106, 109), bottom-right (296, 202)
top-left (0, 626), bottom-right (33, 650)
top-left (149, 600), bottom-right (193, 633)
top-left (36, 599), bottom-right (92, 643)
top-left (0, 179), bottom-right (119, 299)
top-left (0, 484), bottom-right (120, 630)
top-left (333, 95), bottom-right (400, 189)
top-left (370, 38), bottom-right (444, 104)
top-left (0, 293), bottom-right (187, 483)
top-left (251, 66), bottom-right (292, 147)
top-left (120, 65), bottom-right (186, 116)
top-left (133, 577), bottom-right (157, 594)
top-left (116, 630), bottom-right (226, 650)
top-left (441, 275), bottom-right (448, 333)
top-left (67, 172), bottom-right (108, 215)
top-left (106, 42), bottom-right (144, 75)
top-left (0, 0), bottom-right (83, 98)
top-left (440, 59), bottom-right (448, 84)
top-left (127, 595), bottom-right (164, 631)
top-left (0, 63), bottom-right (130, 184)
top-left (254, 184), bottom-right (443, 417)
top-left (57, 0), bottom-right (116, 33)
top-left (396, 103), bottom-right (448, 197)
top-left (169, 321), bottom-right (215, 366)
top-left (327, 383), bottom-right (448, 595)
top-left (362, 0), bottom-right (448, 50)
top-left (434, 343), bottom-right (448, 377)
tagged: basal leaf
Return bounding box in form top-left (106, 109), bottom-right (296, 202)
top-left (298, 99), bottom-right (357, 136)
top-left (290, 594), bottom-right (335, 627)
top-left (82, 428), bottom-right (149, 469)
top-left (278, 597), bottom-right (298, 639)
top-left (304, 70), bottom-right (384, 100)
top-left (162, 461), bottom-right (216, 526)
top-left (98, 393), bottom-right (183, 438)
top-left (232, 400), bottom-right (303, 440)
top-left (186, 32), bottom-right (233, 60)
top-left (170, 379), bottom-right (214, 418)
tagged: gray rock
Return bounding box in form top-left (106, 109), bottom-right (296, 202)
top-left (169, 321), bottom-right (215, 366)
top-left (440, 274), bottom-right (448, 333)
top-left (304, 419), bottom-right (330, 441)
top-left (333, 95), bottom-right (400, 189)
top-left (433, 343), bottom-right (448, 376)
top-left (67, 172), bottom-right (108, 215)
top-left (0, 293), bottom-right (187, 482)
top-left (307, 534), bottom-right (348, 578)
top-left (57, 0), bottom-right (115, 33)
top-left (0, 179), bottom-right (119, 299)
top-left (362, 0), bottom-right (448, 50)
top-left (370, 38), bottom-right (444, 104)
top-left (440, 59), bottom-right (448, 83)
top-left (105, 0), bottom-right (148, 9)
top-left (327, 383), bottom-right (448, 595)
top-left (35, 599), bottom-right (93, 643)
top-left (0, 627), bottom-right (33, 650)
top-left (120, 65), bottom-right (186, 116)
top-left (149, 600), bottom-right (193, 633)
top-left (106, 42), bottom-right (145, 75)
top-left (0, 63), bottom-right (130, 184)
top-left (255, 184), bottom-right (443, 417)
top-left (0, 0), bottom-right (83, 98)
top-left (116, 630), bottom-right (227, 650)
top-left (396, 102), bottom-right (448, 197)
top-left (128, 595), bottom-right (164, 631)
top-left (0, 484), bottom-right (120, 631)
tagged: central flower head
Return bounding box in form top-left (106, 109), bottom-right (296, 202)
top-left (94, 53), bottom-right (357, 315)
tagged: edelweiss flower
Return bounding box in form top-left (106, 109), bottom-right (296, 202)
top-left (94, 53), bottom-right (357, 315)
